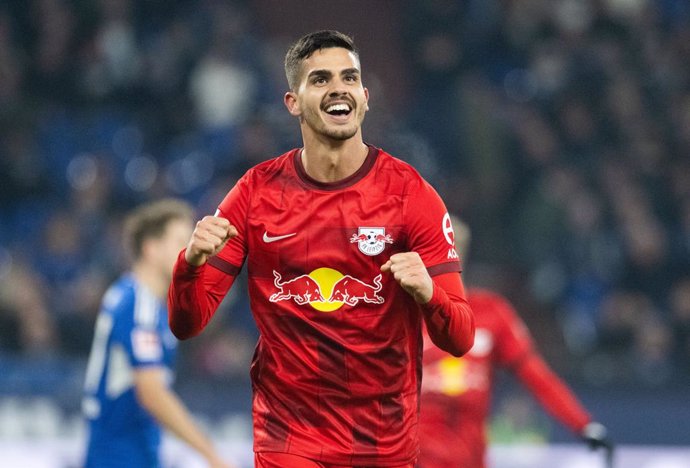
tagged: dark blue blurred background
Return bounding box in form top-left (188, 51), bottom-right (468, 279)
top-left (1, 0), bottom-right (689, 448)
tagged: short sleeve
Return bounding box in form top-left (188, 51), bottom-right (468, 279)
top-left (404, 177), bottom-right (460, 276)
top-left (128, 327), bottom-right (165, 367)
top-left (110, 295), bottom-right (165, 368)
top-left (213, 173), bottom-right (250, 273)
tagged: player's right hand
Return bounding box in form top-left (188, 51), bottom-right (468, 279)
top-left (184, 215), bottom-right (238, 266)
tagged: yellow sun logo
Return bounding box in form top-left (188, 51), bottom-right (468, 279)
top-left (308, 267), bottom-right (345, 312)
top-left (439, 356), bottom-right (468, 396)
top-left (268, 267), bottom-right (385, 312)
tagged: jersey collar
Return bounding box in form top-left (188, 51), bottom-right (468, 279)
top-left (293, 144), bottom-right (379, 191)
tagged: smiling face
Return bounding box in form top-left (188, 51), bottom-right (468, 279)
top-left (284, 47), bottom-right (369, 142)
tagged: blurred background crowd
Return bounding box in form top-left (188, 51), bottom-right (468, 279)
top-left (1, 0), bottom-right (689, 447)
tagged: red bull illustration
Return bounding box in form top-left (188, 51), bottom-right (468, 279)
top-left (268, 267), bottom-right (385, 312)
top-left (328, 274), bottom-right (384, 306)
top-left (269, 272), bottom-right (326, 305)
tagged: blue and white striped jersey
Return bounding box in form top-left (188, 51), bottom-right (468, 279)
top-left (82, 273), bottom-right (177, 468)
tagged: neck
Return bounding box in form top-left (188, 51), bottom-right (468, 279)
top-left (132, 262), bottom-right (166, 299)
top-left (300, 132), bottom-right (368, 183)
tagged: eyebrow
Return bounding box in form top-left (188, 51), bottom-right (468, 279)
top-left (307, 69), bottom-right (332, 80)
top-left (306, 67), bottom-right (361, 80)
top-left (341, 67), bottom-right (360, 76)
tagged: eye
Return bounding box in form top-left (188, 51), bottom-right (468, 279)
top-left (312, 76), bottom-right (327, 85)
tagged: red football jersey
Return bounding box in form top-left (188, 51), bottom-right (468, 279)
top-left (200, 145), bottom-right (463, 465)
top-left (419, 288), bottom-right (590, 468)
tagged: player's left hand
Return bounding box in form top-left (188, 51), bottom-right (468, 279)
top-left (581, 421), bottom-right (612, 451)
top-left (582, 421), bottom-right (614, 468)
top-left (381, 252), bottom-right (433, 304)
top-left (207, 455), bottom-right (238, 468)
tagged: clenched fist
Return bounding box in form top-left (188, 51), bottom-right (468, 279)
top-left (381, 252), bottom-right (433, 304)
top-left (184, 216), bottom-right (238, 266)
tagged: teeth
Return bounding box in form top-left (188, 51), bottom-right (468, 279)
top-left (326, 103), bottom-right (350, 113)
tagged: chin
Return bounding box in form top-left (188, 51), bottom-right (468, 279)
top-left (326, 129), bottom-right (357, 140)
top-left (321, 123), bottom-right (358, 140)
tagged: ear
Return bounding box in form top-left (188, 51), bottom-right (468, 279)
top-left (284, 91), bottom-right (301, 116)
top-left (138, 237), bottom-right (155, 262)
top-left (364, 87), bottom-right (370, 111)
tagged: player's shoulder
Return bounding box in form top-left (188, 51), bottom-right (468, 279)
top-left (375, 147), bottom-right (433, 191)
top-left (376, 148), bottom-right (423, 177)
top-left (244, 148), bottom-right (298, 182)
top-left (101, 274), bottom-right (137, 318)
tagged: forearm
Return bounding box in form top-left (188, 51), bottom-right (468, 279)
top-left (168, 249), bottom-right (234, 339)
top-left (137, 379), bottom-right (219, 462)
top-left (421, 273), bottom-right (475, 357)
top-left (515, 353), bottom-right (591, 433)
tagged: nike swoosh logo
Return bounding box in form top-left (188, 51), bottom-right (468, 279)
top-left (262, 231), bottom-right (297, 243)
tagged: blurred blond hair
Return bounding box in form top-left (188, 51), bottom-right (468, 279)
top-left (448, 213), bottom-right (471, 261)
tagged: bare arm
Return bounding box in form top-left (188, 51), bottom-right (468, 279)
top-left (134, 367), bottom-right (235, 468)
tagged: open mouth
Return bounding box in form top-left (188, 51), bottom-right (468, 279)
top-left (323, 103), bottom-right (353, 120)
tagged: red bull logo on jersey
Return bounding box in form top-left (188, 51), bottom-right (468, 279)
top-left (269, 273), bottom-right (326, 305)
top-left (329, 274), bottom-right (384, 306)
top-left (350, 227), bottom-right (394, 256)
top-left (269, 268), bottom-right (384, 312)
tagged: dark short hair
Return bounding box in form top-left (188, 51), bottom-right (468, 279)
top-left (284, 30), bottom-right (359, 90)
top-left (123, 198), bottom-right (193, 260)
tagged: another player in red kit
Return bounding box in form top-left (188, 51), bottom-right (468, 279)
top-left (168, 30), bottom-right (475, 467)
top-left (419, 218), bottom-right (612, 468)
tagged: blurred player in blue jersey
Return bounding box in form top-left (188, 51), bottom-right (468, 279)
top-left (82, 199), bottom-right (233, 468)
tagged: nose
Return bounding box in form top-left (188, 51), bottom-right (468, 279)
top-left (328, 88), bottom-right (348, 98)
top-left (328, 76), bottom-right (349, 95)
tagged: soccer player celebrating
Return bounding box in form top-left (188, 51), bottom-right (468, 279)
top-left (83, 200), bottom-right (233, 468)
top-left (418, 217), bottom-right (612, 468)
top-left (168, 30), bottom-right (475, 467)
